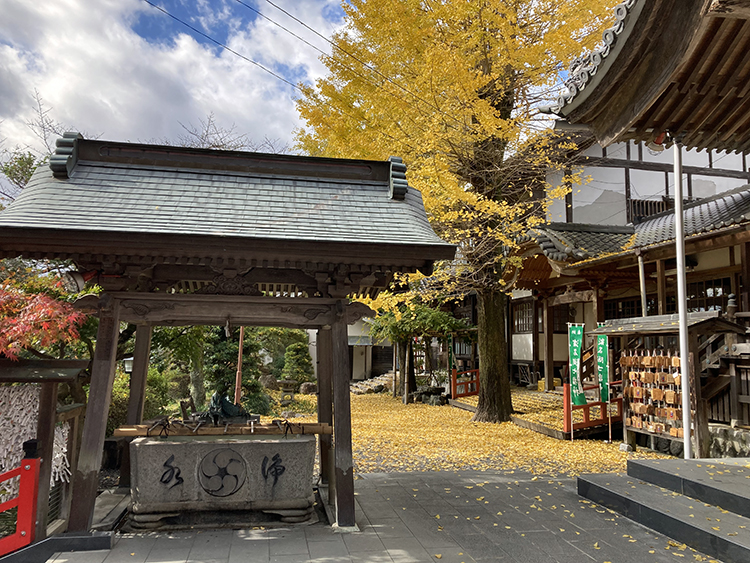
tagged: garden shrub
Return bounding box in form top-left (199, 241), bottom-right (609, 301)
top-left (106, 367), bottom-right (170, 436)
top-left (240, 378), bottom-right (271, 415)
top-left (281, 342), bottom-right (315, 384)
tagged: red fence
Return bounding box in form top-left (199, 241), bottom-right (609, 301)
top-left (451, 368), bottom-right (480, 399)
top-left (563, 383), bottom-right (623, 435)
top-left (0, 457), bottom-right (40, 557)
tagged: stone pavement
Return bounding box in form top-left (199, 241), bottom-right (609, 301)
top-left (48, 471), bottom-right (723, 563)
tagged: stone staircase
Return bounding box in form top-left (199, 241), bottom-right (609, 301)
top-left (578, 458), bottom-right (750, 563)
top-left (349, 373), bottom-right (394, 395)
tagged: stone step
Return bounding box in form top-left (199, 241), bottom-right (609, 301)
top-left (628, 458), bottom-right (750, 518)
top-left (578, 473), bottom-right (750, 563)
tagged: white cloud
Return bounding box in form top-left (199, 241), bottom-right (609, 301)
top-left (0, 0), bottom-right (343, 155)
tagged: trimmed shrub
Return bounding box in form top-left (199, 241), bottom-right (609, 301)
top-left (281, 342), bottom-right (315, 384)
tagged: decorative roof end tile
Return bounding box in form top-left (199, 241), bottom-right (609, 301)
top-left (49, 132), bottom-right (83, 179)
top-left (388, 156), bottom-right (408, 200)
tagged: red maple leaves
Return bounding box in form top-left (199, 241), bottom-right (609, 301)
top-left (0, 286), bottom-right (86, 359)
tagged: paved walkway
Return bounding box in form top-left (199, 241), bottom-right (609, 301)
top-left (48, 472), bottom-right (722, 563)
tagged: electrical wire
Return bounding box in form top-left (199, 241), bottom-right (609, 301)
top-left (140, 0), bottom-right (419, 152)
top-left (255, 0), bottom-right (469, 129)
top-left (142, 0), bottom-right (298, 90)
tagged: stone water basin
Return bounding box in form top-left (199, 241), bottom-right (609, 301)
top-left (129, 433), bottom-right (316, 527)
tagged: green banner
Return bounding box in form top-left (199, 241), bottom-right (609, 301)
top-left (596, 334), bottom-right (609, 403)
top-left (568, 324), bottom-right (587, 406)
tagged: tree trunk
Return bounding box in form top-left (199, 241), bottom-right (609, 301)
top-left (395, 341), bottom-right (407, 398)
top-left (472, 288), bottom-right (512, 423)
top-left (423, 337), bottom-right (434, 376)
top-left (404, 340), bottom-right (416, 404)
top-left (190, 362), bottom-right (206, 409)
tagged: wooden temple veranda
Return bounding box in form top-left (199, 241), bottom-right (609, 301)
top-left (0, 136), bottom-right (454, 532)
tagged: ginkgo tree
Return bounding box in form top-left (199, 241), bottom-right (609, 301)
top-left (296, 0), bottom-right (618, 422)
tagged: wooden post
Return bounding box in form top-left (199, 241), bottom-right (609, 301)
top-left (234, 326), bottom-right (245, 405)
top-left (317, 328), bottom-right (333, 487)
top-left (126, 325), bottom-right (152, 426)
top-left (331, 306), bottom-right (355, 527)
top-left (592, 288), bottom-right (605, 324)
top-left (543, 297), bottom-right (554, 391)
top-left (689, 333), bottom-right (711, 458)
top-left (61, 410), bottom-right (81, 525)
top-left (656, 260), bottom-right (667, 315)
top-left (35, 382), bottom-right (58, 540)
top-left (68, 300), bottom-right (120, 532)
top-left (532, 296), bottom-right (540, 383)
top-left (741, 242), bottom-right (750, 314)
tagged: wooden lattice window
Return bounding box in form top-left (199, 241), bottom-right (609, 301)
top-left (687, 277), bottom-right (731, 312)
top-left (512, 301), bottom-right (534, 333)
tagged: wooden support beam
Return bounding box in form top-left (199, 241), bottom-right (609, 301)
top-left (112, 423), bottom-right (333, 436)
top-left (331, 306), bottom-right (355, 527)
top-left (656, 260), bottom-right (667, 315)
top-left (742, 242), bottom-right (750, 314)
top-left (317, 328), bottom-right (333, 487)
top-left (108, 293), bottom-right (374, 328)
top-left (35, 382), bottom-right (58, 540)
top-left (592, 289), bottom-right (605, 324)
top-left (543, 298), bottom-right (555, 391)
top-left (68, 300), bottom-right (120, 532)
top-left (532, 297), bottom-right (540, 381)
top-left (126, 325), bottom-right (152, 426)
top-left (549, 290), bottom-right (594, 307)
top-left (729, 362), bottom-right (741, 426)
top-left (689, 332), bottom-right (711, 458)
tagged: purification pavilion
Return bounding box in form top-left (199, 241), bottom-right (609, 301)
top-left (0, 134), bottom-right (454, 530)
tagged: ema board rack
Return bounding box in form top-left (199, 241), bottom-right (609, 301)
top-left (620, 350), bottom-right (687, 440)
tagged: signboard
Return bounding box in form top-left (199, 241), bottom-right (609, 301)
top-left (568, 324), bottom-right (587, 406)
top-left (596, 334), bottom-right (609, 403)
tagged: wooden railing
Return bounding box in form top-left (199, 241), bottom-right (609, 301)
top-left (563, 383), bottom-right (624, 434)
top-left (0, 454), bottom-right (40, 557)
top-left (451, 368), bottom-right (479, 399)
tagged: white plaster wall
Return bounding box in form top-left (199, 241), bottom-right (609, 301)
top-left (538, 334), bottom-right (570, 362)
top-left (547, 141), bottom-right (748, 226)
top-left (512, 334), bottom-right (533, 361)
top-left (693, 248), bottom-right (733, 272)
top-left (351, 346), bottom-right (371, 380)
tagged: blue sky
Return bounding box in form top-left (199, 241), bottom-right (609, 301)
top-left (0, 0), bottom-right (345, 161)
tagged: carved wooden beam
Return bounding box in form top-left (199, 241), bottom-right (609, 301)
top-left (92, 293), bottom-right (374, 328)
top-left (549, 290), bottom-right (594, 307)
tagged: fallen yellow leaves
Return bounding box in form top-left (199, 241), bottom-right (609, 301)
top-left (347, 394), bottom-right (664, 475)
top-left (457, 388), bottom-right (620, 430)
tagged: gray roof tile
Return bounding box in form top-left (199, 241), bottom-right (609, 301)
top-left (521, 184), bottom-right (750, 264)
top-left (0, 141), bottom-right (452, 251)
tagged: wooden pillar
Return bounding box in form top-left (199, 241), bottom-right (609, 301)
top-left (331, 307), bottom-right (355, 527)
top-left (741, 242), bottom-right (750, 314)
top-left (35, 382), bottom-right (58, 540)
top-left (121, 324), bottom-right (152, 489)
top-left (317, 328), bottom-right (333, 487)
top-left (543, 297), bottom-right (554, 391)
top-left (126, 325), bottom-right (152, 426)
top-left (592, 288), bottom-right (605, 324)
top-left (656, 260), bottom-right (667, 315)
top-left (532, 296), bottom-right (540, 383)
top-left (689, 332), bottom-right (711, 458)
top-left (68, 300), bottom-right (120, 532)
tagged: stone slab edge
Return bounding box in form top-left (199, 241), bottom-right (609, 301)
top-left (0, 532), bottom-right (113, 562)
